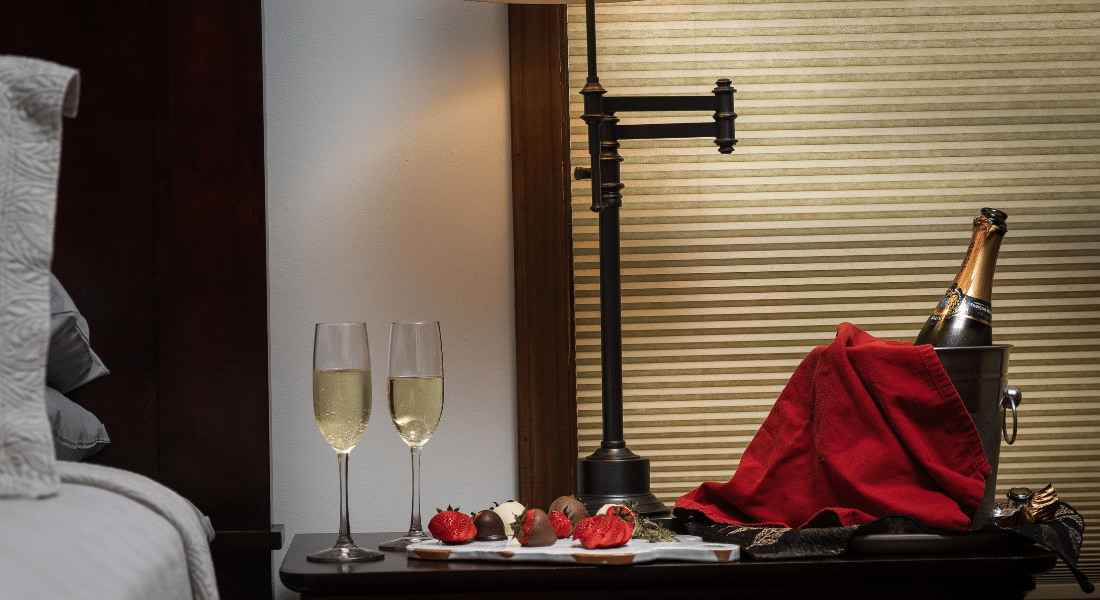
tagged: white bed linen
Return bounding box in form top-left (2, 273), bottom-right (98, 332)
top-left (1, 55), bottom-right (218, 600)
top-left (0, 462), bottom-right (218, 600)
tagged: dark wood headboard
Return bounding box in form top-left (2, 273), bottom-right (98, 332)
top-left (1, 2), bottom-right (277, 598)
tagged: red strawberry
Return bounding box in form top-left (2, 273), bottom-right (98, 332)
top-left (548, 510), bottom-right (573, 538)
top-left (428, 506), bottom-right (477, 545)
top-left (598, 503), bottom-right (636, 527)
top-left (510, 508), bottom-right (557, 547)
top-left (572, 514), bottom-right (634, 549)
top-left (573, 515), bottom-right (596, 540)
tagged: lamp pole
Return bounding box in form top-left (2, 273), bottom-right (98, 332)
top-left (573, 0), bottom-right (736, 518)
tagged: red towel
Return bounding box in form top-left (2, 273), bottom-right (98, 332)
top-left (676, 323), bottom-right (990, 531)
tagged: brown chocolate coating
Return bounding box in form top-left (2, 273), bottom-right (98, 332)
top-left (473, 510), bottom-right (507, 541)
top-left (548, 495), bottom-right (588, 527)
top-left (517, 509), bottom-right (557, 547)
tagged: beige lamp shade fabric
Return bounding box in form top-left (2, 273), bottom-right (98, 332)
top-left (467, 0), bottom-right (636, 4)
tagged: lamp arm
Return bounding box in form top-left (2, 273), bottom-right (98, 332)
top-left (575, 79), bottom-right (738, 195)
top-left (604, 79), bottom-right (738, 153)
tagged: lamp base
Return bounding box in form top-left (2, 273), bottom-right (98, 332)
top-left (576, 448), bottom-right (669, 518)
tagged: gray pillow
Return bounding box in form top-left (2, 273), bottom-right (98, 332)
top-left (43, 386), bottom-right (110, 462)
top-left (48, 273), bottom-right (110, 393)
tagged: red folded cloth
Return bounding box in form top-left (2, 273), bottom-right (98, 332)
top-left (676, 323), bottom-right (990, 531)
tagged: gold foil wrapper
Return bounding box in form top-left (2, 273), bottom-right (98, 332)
top-left (997, 484), bottom-right (1059, 526)
top-left (1021, 484), bottom-right (1059, 524)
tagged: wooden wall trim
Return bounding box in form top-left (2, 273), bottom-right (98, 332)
top-left (508, 4), bottom-right (577, 510)
top-left (153, 0), bottom-right (270, 535)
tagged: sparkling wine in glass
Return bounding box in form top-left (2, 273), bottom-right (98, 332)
top-left (379, 321), bottom-right (444, 550)
top-left (308, 323), bottom-right (383, 562)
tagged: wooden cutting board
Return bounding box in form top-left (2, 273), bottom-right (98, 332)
top-left (406, 535), bottom-right (739, 565)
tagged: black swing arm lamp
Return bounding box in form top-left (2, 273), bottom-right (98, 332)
top-left (472, 0), bottom-right (737, 518)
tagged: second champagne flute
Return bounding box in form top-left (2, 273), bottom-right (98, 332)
top-left (380, 321), bottom-right (444, 550)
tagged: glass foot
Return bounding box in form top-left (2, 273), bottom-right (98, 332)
top-left (379, 531), bottom-right (432, 551)
top-left (307, 545), bottom-right (385, 563)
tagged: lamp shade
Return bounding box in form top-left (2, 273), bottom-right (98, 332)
top-left (467, 0), bottom-right (636, 3)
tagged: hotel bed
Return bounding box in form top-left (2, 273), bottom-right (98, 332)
top-left (0, 463), bottom-right (217, 600)
top-left (0, 51), bottom-right (246, 600)
top-left (0, 3), bottom-right (274, 597)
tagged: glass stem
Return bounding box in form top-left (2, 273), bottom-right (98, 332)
top-left (335, 451), bottom-right (355, 548)
top-left (407, 444), bottom-right (423, 534)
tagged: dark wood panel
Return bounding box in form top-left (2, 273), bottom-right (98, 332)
top-left (153, 0), bottom-right (270, 535)
top-left (212, 524), bottom-right (286, 552)
top-left (78, 375), bottom-right (159, 478)
top-left (215, 550), bottom-right (278, 600)
top-left (508, 5), bottom-right (578, 511)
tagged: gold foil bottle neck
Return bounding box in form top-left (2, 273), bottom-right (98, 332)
top-left (914, 207), bottom-right (1008, 346)
top-left (953, 208), bottom-right (1007, 304)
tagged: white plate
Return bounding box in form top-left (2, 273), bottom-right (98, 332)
top-left (406, 535), bottom-right (739, 565)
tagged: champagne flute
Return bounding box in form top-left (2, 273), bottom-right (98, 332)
top-left (380, 321), bottom-right (444, 550)
top-left (308, 323), bottom-right (384, 562)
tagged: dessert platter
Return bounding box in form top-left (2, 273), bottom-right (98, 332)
top-left (406, 535), bottom-right (739, 565)
top-left (405, 497), bottom-right (739, 566)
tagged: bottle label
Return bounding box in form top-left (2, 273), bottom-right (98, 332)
top-left (928, 285), bottom-right (992, 325)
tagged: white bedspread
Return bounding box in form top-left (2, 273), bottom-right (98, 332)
top-left (0, 462), bottom-right (219, 600)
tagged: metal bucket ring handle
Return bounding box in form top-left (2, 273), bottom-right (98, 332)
top-left (1000, 386), bottom-right (1022, 445)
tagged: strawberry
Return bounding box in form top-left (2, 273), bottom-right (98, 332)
top-left (572, 514), bottom-right (634, 549)
top-left (492, 500), bottom-right (525, 536)
top-left (470, 509), bottom-right (507, 541)
top-left (597, 503), bottom-right (636, 527)
top-left (428, 506), bottom-right (477, 545)
top-left (510, 508), bottom-right (557, 547)
top-left (547, 510), bottom-right (573, 538)
top-left (548, 495), bottom-right (588, 528)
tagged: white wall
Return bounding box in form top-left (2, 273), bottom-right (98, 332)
top-left (261, 1), bottom-right (515, 596)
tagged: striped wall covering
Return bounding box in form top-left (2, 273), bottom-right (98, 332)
top-left (567, 0), bottom-right (1099, 582)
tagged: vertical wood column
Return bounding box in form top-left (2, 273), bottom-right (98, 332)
top-left (153, 1), bottom-right (277, 598)
top-left (509, 4), bottom-right (577, 510)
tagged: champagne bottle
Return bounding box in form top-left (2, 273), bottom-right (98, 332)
top-left (914, 208), bottom-right (1008, 347)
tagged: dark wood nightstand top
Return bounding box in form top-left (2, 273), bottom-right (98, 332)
top-left (280, 532), bottom-right (1057, 600)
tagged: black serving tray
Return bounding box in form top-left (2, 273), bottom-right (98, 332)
top-left (848, 529), bottom-right (1030, 554)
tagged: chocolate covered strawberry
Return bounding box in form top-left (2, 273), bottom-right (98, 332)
top-left (492, 500), bottom-right (525, 536)
top-left (547, 511), bottom-right (573, 538)
top-left (548, 495), bottom-right (588, 528)
top-left (471, 509), bottom-right (507, 541)
top-left (428, 506), bottom-right (477, 545)
top-left (510, 508), bottom-right (557, 547)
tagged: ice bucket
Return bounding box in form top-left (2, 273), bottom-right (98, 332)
top-left (934, 345), bottom-right (1022, 530)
